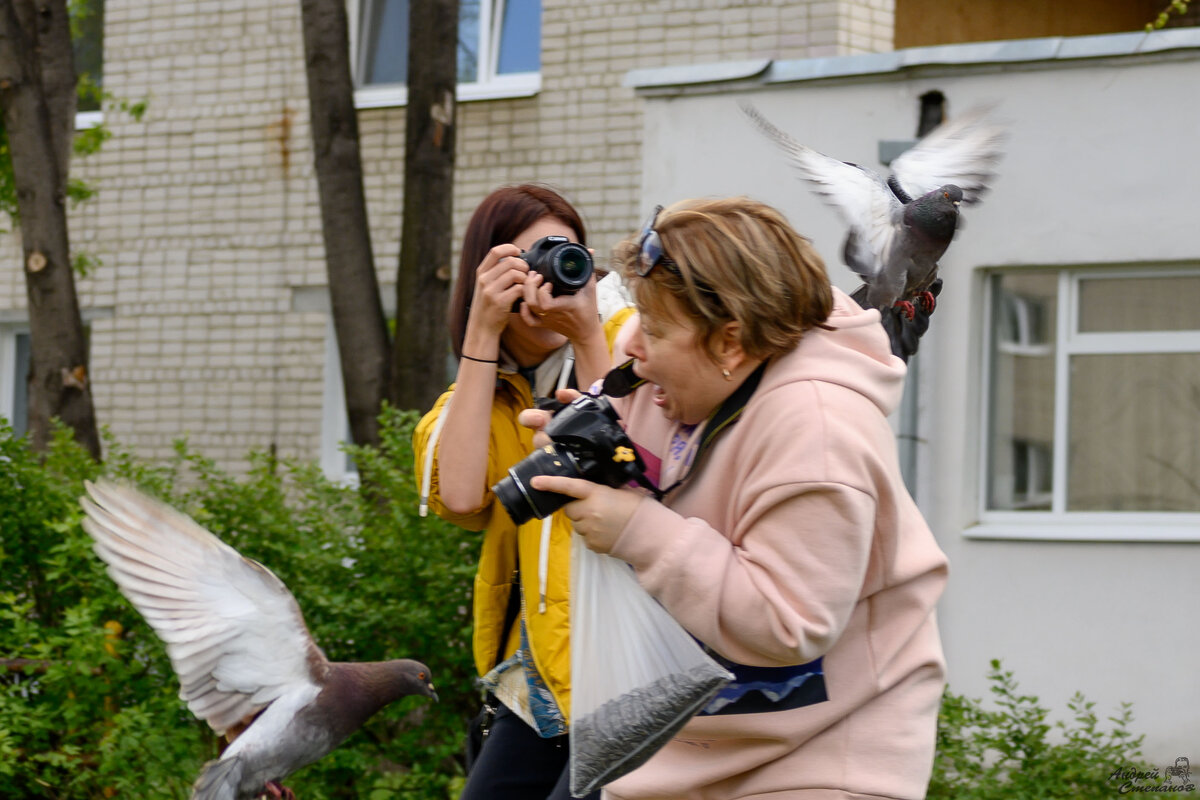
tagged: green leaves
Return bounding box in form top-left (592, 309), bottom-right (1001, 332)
top-left (0, 409), bottom-right (1163, 799)
top-left (928, 659), bottom-right (1153, 799)
top-left (0, 410), bottom-right (477, 797)
top-left (1147, 0), bottom-right (1193, 31)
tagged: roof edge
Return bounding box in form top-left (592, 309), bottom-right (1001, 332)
top-left (625, 28), bottom-right (1200, 95)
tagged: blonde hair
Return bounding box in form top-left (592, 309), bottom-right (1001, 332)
top-left (617, 196), bottom-right (833, 362)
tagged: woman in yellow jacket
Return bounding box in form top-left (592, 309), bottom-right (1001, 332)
top-left (414, 184), bottom-right (631, 800)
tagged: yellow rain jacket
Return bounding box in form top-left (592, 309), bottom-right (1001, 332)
top-left (413, 309), bottom-right (632, 720)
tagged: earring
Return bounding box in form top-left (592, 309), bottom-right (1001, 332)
top-left (722, 368), bottom-right (732, 381)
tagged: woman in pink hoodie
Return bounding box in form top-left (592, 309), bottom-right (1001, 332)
top-left (527, 197), bottom-right (949, 799)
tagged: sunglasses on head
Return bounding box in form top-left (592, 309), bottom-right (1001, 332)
top-left (635, 205), bottom-right (683, 279)
top-left (635, 205), bottom-right (722, 304)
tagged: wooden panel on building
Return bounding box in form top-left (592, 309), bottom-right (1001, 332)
top-left (895, 0), bottom-right (1181, 49)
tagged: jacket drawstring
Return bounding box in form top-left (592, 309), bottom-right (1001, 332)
top-left (538, 350), bottom-right (575, 614)
top-left (419, 395), bottom-right (451, 517)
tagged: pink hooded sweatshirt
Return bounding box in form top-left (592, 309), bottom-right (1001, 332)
top-left (603, 288), bottom-right (949, 800)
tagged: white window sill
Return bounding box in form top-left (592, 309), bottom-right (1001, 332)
top-left (965, 515), bottom-right (1200, 543)
top-left (354, 72), bottom-right (541, 110)
top-left (76, 110), bottom-right (103, 130)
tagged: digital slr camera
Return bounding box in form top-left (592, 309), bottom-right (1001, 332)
top-left (493, 394), bottom-right (648, 525)
top-left (513, 235), bottom-right (593, 308)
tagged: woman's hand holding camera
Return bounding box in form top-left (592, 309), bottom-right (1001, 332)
top-left (469, 244), bottom-right (530, 340)
top-left (529, 470), bottom-right (643, 554)
top-left (516, 388), bottom-right (580, 446)
top-left (518, 391), bottom-right (644, 554)
top-left (518, 258), bottom-right (601, 342)
top-left (468, 243), bottom-right (600, 342)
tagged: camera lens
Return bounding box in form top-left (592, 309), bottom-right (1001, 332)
top-left (557, 251), bottom-right (589, 281)
top-left (550, 244), bottom-right (592, 292)
top-left (493, 443), bottom-right (583, 526)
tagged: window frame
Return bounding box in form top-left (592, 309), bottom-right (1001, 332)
top-left (348, 0), bottom-right (541, 110)
top-left (77, 111), bottom-right (103, 130)
top-left (73, 0), bottom-right (105, 128)
top-left (969, 265), bottom-right (1200, 542)
top-left (0, 324), bottom-right (30, 436)
top-left (1, 312), bottom-right (109, 438)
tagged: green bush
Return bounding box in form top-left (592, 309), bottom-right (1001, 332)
top-left (929, 659), bottom-right (1156, 799)
top-left (2, 414), bottom-right (1163, 799)
top-left (0, 409), bottom-right (478, 798)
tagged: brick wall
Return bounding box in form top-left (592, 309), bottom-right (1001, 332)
top-left (0, 0), bottom-right (894, 472)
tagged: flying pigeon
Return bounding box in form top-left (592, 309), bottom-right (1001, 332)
top-left (741, 101), bottom-right (1005, 324)
top-left (79, 480), bottom-right (437, 800)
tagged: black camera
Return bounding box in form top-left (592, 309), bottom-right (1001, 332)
top-left (493, 394), bottom-right (648, 526)
top-left (513, 235), bottom-right (593, 308)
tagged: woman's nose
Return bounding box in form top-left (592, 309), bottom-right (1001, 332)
top-left (625, 331), bottom-right (644, 360)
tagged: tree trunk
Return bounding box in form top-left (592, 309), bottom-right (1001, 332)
top-left (0, 0), bottom-right (101, 459)
top-left (299, 0), bottom-right (392, 448)
top-left (391, 0), bottom-right (456, 412)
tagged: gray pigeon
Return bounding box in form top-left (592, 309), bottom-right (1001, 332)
top-left (79, 480), bottom-right (437, 800)
top-left (742, 101), bottom-right (1005, 320)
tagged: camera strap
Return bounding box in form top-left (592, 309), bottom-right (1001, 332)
top-left (599, 357), bottom-right (645, 398)
top-left (601, 357), bottom-right (769, 500)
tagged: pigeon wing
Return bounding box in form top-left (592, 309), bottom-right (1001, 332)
top-left (80, 480), bottom-right (328, 737)
top-left (889, 105), bottom-right (1006, 204)
top-left (741, 101), bottom-right (901, 282)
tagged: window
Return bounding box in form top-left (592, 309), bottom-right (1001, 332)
top-left (71, 0), bottom-right (105, 118)
top-left (352, 0), bottom-right (541, 107)
top-left (978, 268), bottom-right (1200, 539)
top-left (0, 328), bottom-right (31, 438)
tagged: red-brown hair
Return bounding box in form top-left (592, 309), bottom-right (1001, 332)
top-left (448, 184), bottom-right (587, 358)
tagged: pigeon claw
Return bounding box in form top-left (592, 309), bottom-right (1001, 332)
top-left (917, 290), bottom-right (937, 314)
top-left (893, 300), bottom-right (917, 321)
top-left (259, 782), bottom-right (296, 800)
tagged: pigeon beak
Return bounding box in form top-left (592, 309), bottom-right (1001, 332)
top-left (427, 683), bottom-right (439, 702)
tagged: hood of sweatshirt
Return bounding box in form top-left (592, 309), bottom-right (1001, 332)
top-left (758, 287), bottom-right (907, 418)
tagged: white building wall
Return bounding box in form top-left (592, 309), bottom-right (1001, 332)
top-left (631, 32), bottom-right (1200, 762)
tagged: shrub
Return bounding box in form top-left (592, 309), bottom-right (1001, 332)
top-left (2, 415), bottom-right (1163, 799)
top-left (0, 409), bottom-right (478, 798)
top-left (929, 659), bottom-right (1157, 799)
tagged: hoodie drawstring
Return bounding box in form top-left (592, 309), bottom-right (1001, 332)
top-left (418, 395), bottom-right (451, 518)
top-left (538, 350), bottom-right (575, 614)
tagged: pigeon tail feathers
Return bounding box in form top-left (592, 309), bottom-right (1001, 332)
top-left (192, 754), bottom-right (243, 800)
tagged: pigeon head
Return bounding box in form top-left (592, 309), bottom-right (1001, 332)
top-left (935, 184), bottom-right (963, 204)
top-left (306, 659), bottom-right (438, 750)
top-left (331, 658), bottom-right (439, 711)
top-left (906, 184), bottom-right (963, 241)
top-left (380, 658), bottom-right (439, 704)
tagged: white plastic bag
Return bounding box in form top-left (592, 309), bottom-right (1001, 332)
top-left (569, 533), bottom-right (733, 797)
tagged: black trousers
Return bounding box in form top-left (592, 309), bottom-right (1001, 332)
top-left (460, 702), bottom-right (601, 800)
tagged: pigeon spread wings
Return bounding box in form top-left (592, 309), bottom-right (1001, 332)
top-left (740, 102), bottom-right (900, 282)
top-left (80, 480), bottom-right (326, 737)
top-left (888, 105), bottom-right (1006, 203)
